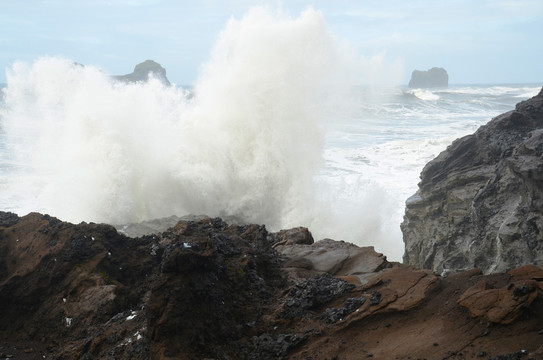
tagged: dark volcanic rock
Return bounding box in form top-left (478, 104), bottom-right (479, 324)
top-left (113, 59), bottom-right (171, 86)
top-left (402, 87), bottom-right (543, 274)
top-left (322, 297), bottom-right (367, 323)
top-left (279, 274), bottom-right (355, 319)
top-left (245, 333), bottom-right (309, 360)
top-left (0, 211), bottom-right (19, 227)
top-left (408, 67), bottom-right (448, 88)
top-left (2, 213), bottom-right (543, 359)
top-left (0, 214), bottom-right (283, 359)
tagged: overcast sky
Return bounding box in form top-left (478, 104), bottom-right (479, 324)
top-left (1, 0), bottom-right (542, 85)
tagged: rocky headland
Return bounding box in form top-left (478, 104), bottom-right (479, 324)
top-left (408, 67), bottom-right (449, 88)
top-left (403, 87), bottom-right (543, 276)
top-left (2, 212), bottom-right (543, 359)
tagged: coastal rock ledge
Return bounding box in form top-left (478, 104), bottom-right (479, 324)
top-left (2, 212), bottom-right (543, 359)
top-left (403, 87), bottom-right (543, 275)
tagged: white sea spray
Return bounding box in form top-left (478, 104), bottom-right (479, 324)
top-left (0, 7), bottom-right (370, 251)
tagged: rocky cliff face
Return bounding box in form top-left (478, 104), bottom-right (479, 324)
top-left (408, 67), bottom-right (448, 88)
top-left (403, 87), bottom-right (543, 275)
top-left (2, 212), bottom-right (543, 359)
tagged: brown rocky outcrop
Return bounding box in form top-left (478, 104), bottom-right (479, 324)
top-left (403, 87), bottom-right (543, 275)
top-left (2, 212), bottom-right (543, 359)
top-left (457, 265), bottom-right (541, 325)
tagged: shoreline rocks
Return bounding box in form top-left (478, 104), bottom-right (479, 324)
top-left (2, 212), bottom-right (543, 359)
top-left (402, 87), bottom-right (543, 275)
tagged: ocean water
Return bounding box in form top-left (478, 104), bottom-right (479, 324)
top-left (0, 8), bottom-right (540, 261)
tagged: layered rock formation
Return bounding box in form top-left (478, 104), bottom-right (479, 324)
top-left (2, 212), bottom-right (543, 359)
top-left (113, 60), bottom-right (171, 86)
top-left (408, 67), bottom-right (448, 88)
top-left (403, 87), bottom-right (543, 275)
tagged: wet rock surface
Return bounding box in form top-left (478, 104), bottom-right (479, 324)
top-left (2, 212), bottom-right (543, 359)
top-left (403, 87), bottom-right (543, 275)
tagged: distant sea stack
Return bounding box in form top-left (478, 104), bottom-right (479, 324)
top-left (402, 87), bottom-right (543, 275)
top-left (113, 60), bottom-right (171, 86)
top-left (408, 67), bottom-right (448, 88)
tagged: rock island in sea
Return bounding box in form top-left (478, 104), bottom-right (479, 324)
top-left (113, 59), bottom-right (171, 86)
top-left (408, 67), bottom-right (449, 88)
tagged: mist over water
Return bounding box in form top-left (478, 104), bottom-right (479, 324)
top-left (0, 7), bottom-right (540, 262)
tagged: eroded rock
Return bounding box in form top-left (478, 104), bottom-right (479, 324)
top-left (276, 239), bottom-right (389, 282)
top-left (403, 87), bottom-right (543, 274)
top-left (458, 279), bottom-right (538, 324)
top-left (2, 214), bottom-right (543, 359)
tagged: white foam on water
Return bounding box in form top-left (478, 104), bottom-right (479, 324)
top-left (406, 89), bottom-right (440, 101)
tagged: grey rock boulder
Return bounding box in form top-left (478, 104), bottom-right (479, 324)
top-left (274, 238), bottom-right (389, 283)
